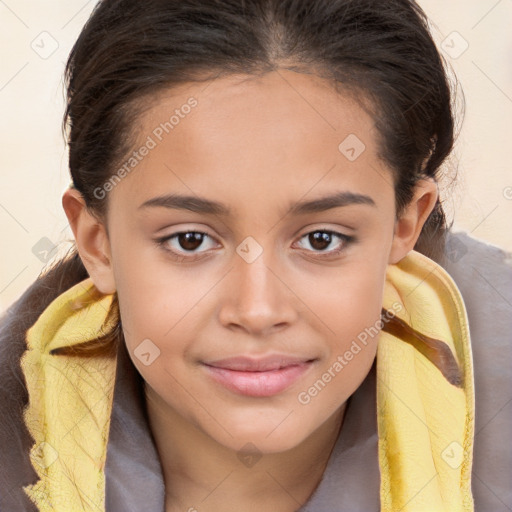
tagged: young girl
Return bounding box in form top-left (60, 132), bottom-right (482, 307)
top-left (4, 0), bottom-right (508, 510)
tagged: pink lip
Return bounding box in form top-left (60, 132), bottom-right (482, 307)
top-left (203, 355), bottom-right (316, 397)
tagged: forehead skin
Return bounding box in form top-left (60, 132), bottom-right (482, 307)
top-left (106, 68), bottom-right (395, 241)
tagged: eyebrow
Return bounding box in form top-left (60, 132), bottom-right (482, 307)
top-left (138, 191), bottom-right (376, 216)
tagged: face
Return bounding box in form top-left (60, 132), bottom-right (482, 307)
top-left (99, 70), bottom-right (399, 453)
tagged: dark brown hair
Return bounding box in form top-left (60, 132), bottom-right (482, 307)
top-left (4, 0), bottom-right (459, 362)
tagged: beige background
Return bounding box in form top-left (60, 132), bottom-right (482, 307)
top-left (1, 0), bottom-right (511, 313)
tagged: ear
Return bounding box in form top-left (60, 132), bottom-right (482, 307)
top-left (388, 178), bottom-right (439, 264)
top-left (62, 187), bottom-right (116, 294)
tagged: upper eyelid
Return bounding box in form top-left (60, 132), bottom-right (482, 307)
top-left (158, 221), bottom-right (354, 238)
top-left (161, 227), bottom-right (350, 239)
top-left (160, 228), bottom-right (351, 251)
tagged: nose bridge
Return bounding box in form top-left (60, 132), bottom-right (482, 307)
top-left (219, 237), bottom-right (295, 335)
top-left (236, 248), bottom-right (275, 299)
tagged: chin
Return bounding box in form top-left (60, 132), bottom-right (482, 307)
top-left (203, 413), bottom-right (315, 455)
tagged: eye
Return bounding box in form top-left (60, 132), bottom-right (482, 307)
top-left (294, 229), bottom-right (354, 257)
top-left (155, 228), bottom-right (354, 262)
top-left (155, 231), bottom-right (217, 261)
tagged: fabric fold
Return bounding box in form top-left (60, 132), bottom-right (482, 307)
top-left (20, 282), bottom-right (118, 511)
top-left (378, 250), bottom-right (474, 511)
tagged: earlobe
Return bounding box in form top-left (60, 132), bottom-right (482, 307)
top-left (62, 188), bottom-right (116, 294)
top-left (388, 179), bottom-right (439, 265)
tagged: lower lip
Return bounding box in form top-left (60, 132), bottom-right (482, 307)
top-left (203, 362), bottom-right (314, 397)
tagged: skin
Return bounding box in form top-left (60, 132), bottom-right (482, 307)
top-left (63, 69), bottom-right (438, 511)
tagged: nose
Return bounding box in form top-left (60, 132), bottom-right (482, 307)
top-left (218, 247), bottom-right (298, 337)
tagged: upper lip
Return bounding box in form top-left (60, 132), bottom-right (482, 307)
top-left (203, 354), bottom-right (316, 372)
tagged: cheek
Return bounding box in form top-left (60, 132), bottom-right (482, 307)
top-left (111, 235), bottom-right (205, 347)
top-left (117, 285), bottom-right (193, 367)
top-left (295, 268), bottom-right (384, 422)
top-left (306, 256), bottom-right (387, 341)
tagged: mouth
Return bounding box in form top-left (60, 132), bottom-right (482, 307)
top-left (202, 355), bottom-right (317, 397)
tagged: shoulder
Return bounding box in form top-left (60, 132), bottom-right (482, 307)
top-left (440, 231), bottom-right (512, 511)
top-left (0, 300), bottom-right (40, 511)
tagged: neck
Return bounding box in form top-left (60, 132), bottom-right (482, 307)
top-left (144, 385), bottom-right (347, 512)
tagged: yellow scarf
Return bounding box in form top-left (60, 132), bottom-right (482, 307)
top-left (20, 250), bottom-right (475, 511)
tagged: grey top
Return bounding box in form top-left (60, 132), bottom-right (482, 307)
top-left (1, 231), bottom-right (511, 511)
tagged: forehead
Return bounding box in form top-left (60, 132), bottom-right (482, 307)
top-left (136, 69), bottom-right (376, 152)
top-left (110, 69), bottom-right (393, 216)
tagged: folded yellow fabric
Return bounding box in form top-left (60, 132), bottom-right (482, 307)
top-left (20, 281), bottom-right (118, 511)
top-left (20, 249), bottom-right (475, 511)
top-left (378, 251), bottom-right (474, 511)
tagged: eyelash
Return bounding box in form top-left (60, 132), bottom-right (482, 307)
top-left (155, 229), bottom-right (355, 262)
